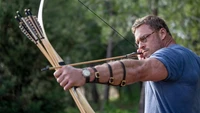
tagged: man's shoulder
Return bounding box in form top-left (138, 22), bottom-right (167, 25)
top-left (153, 44), bottom-right (195, 57)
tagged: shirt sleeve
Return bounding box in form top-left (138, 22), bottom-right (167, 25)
top-left (150, 47), bottom-right (185, 82)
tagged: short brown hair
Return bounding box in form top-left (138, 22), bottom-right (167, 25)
top-left (132, 15), bottom-right (172, 36)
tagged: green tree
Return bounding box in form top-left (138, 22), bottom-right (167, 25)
top-left (1, 0), bottom-right (199, 113)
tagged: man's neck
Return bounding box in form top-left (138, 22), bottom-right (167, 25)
top-left (164, 35), bottom-right (176, 47)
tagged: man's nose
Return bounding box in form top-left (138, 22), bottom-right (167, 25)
top-left (138, 42), bottom-right (145, 49)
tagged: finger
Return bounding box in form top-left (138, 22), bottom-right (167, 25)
top-left (137, 49), bottom-right (143, 60)
top-left (57, 75), bottom-right (64, 83)
top-left (60, 77), bottom-right (68, 87)
top-left (54, 70), bottom-right (62, 78)
top-left (64, 81), bottom-right (73, 91)
top-left (138, 54), bottom-right (144, 60)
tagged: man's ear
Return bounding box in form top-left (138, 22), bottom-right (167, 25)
top-left (159, 28), bottom-right (167, 40)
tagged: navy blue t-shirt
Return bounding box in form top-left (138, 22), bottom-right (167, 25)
top-left (145, 44), bottom-right (200, 113)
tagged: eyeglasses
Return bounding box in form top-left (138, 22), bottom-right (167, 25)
top-left (135, 31), bottom-right (155, 48)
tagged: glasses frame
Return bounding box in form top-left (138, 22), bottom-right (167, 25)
top-left (135, 31), bottom-right (155, 48)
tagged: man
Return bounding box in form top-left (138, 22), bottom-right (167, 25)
top-left (54, 15), bottom-right (200, 113)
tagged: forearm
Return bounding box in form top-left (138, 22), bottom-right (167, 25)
top-left (88, 59), bottom-right (145, 86)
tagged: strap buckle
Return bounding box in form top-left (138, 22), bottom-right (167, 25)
top-left (120, 80), bottom-right (126, 86)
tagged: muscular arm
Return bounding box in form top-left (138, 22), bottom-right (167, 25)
top-left (93, 58), bottom-right (168, 85)
top-left (54, 58), bottom-right (168, 90)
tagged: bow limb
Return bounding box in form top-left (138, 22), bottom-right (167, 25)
top-left (37, 0), bottom-right (95, 113)
top-left (37, 0), bottom-right (45, 34)
top-left (38, 0), bottom-right (62, 64)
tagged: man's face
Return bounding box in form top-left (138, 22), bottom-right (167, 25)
top-left (134, 24), bottom-right (163, 59)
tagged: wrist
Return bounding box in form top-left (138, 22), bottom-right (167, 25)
top-left (88, 67), bottom-right (96, 82)
top-left (82, 67), bottom-right (95, 83)
top-left (82, 68), bottom-right (91, 83)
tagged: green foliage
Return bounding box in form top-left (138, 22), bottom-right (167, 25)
top-left (94, 84), bottom-right (140, 113)
top-left (1, 0), bottom-right (200, 113)
top-left (158, 0), bottom-right (200, 54)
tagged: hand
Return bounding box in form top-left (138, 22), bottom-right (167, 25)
top-left (53, 65), bottom-right (85, 90)
top-left (137, 49), bottom-right (145, 60)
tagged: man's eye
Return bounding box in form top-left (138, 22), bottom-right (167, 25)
top-left (140, 36), bottom-right (146, 42)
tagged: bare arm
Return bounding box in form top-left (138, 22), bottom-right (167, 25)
top-left (54, 58), bottom-right (168, 90)
top-left (93, 58), bottom-right (168, 85)
top-left (126, 58), bottom-right (168, 83)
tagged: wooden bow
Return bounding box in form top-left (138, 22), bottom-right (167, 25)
top-left (37, 0), bottom-right (95, 113)
top-left (15, 0), bottom-right (94, 112)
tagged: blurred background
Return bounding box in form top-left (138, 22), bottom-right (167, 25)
top-left (1, 0), bottom-right (200, 113)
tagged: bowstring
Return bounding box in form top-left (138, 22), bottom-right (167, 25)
top-left (77, 0), bottom-right (138, 48)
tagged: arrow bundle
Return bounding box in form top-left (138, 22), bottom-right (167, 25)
top-left (15, 9), bottom-right (94, 113)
